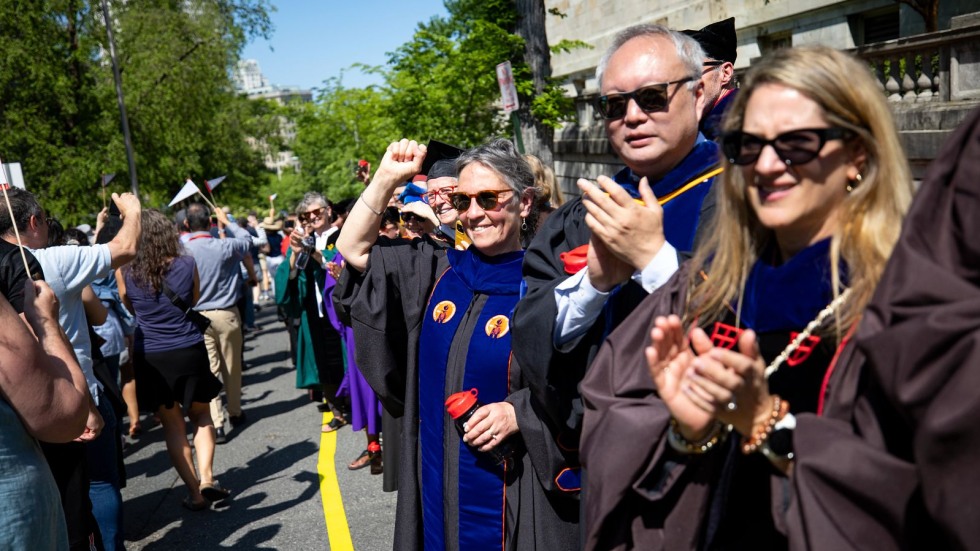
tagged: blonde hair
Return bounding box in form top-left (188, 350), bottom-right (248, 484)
top-left (525, 154), bottom-right (564, 208)
top-left (686, 46), bottom-right (913, 332)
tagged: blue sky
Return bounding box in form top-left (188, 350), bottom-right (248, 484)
top-left (242, 0), bottom-right (449, 93)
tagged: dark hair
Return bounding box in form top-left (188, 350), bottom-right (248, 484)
top-left (45, 217), bottom-right (64, 248)
top-left (0, 188), bottom-right (44, 237)
top-left (185, 202), bottom-right (211, 232)
top-left (380, 206), bottom-right (400, 229)
top-left (129, 209), bottom-right (183, 292)
top-left (62, 228), bottom-right (89, 246)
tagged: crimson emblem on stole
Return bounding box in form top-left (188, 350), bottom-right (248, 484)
top-left (709, 322), bottom-right (743, 350)
top-left (786, 332), bottom-right (821, 366)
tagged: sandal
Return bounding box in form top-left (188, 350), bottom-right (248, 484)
top-left (182, 497), bottom-right (210, 511)
top-left (348, 449), bottom-right (374, 471)
top-left (370, 453), bottom-right (383, 475)
top-left (321, 417), bottom-right (348, 433)
top-left (199, 481), bottom-right (232, 503)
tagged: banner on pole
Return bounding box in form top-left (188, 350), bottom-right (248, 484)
top-left (496, 61), bottom-right (519, 114)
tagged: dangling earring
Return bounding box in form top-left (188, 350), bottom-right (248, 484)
top-left (847, 172), bottom-right (862, 193)
top-left (521, 217), bottom-right (528, 231)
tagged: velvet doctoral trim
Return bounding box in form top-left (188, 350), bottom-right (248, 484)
top-left (737, 238), bottom-right (848, 333)
top-left (418, 246), bottom-right (524, 551)
top-left (612, 134), bottom-right (721, 251)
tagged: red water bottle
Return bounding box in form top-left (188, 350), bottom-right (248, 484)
top-left (445, 388), bottom-right (514, 466)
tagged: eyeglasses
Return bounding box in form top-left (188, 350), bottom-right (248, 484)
top-left (593, 77), bottom-right (694, 120)
top-left (721, 127), bottom-right (853, 166)
top-left (424, 186), bottom-right (456, 204)
top-left (298, 207), bottom-right (326, 222)
top-left (448, 189), bottom-right (515, 212)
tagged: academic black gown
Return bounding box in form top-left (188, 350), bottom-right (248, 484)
top-left (785, 106), bottom-right (980, 551)
top-left (579, 239), bottom-right (848, 551)
top-left (511, 138), bottom-right (722, 500)
top-left (335, 237), bottom-right (578, 551)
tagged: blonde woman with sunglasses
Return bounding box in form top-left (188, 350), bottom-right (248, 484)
top-left (336, 138), bottom-right (579, 551)
top-left (578, 46), bottom-right (912, 550)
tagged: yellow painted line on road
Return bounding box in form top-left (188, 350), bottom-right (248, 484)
top-left (318, 412), bottom-right (354, 551)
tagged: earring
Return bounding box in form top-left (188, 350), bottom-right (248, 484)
top-left (847, 172), bottom-right (862, 193)
top-left (521, 217), bottom-right (528, 231)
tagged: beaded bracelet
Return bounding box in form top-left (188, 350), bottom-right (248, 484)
top-left (741, 395), bottom-right (790, 455)
top-left (667, 419), bottom-right (730, 454)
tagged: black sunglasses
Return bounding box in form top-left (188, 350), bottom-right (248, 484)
top-left (593, 77), bottom-right (694, 120)
top-left (721, 127), bottom-right (853, 166)
top-left (400, 212), bottom-right (424, 224)
top-left (448, 189), bottom-right (514, 212)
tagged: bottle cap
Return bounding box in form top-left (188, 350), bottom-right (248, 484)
top-left (445, 388), bottom-right (478, 419)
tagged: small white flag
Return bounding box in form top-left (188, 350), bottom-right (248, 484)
top-left (169, 179), bottom-right (202, 207)
top-left (269, 193), bottom-right (278, 201)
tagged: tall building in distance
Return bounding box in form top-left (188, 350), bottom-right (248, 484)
top-left (234, 59), bottom-right (311, 177)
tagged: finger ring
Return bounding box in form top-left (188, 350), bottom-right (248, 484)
top-left (491, 433), bottom-right (498, 440)
top-left (726, 399), bottom-right (737, 412)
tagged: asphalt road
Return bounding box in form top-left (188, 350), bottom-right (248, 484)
top-left (120, 304), bottom-right (397, 550)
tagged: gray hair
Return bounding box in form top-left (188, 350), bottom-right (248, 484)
top-left (0, 187), bottom-right (43, 237)
top-left (295, 192), bottom-right (330, 215)
top-left (595, 24), bottom-right (705, 90)
top-left (456, 138), bottom-right (535, 197)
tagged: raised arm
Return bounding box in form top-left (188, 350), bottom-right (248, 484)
top-left (337, 139), bottom-right (426, 272)
top-left (0, 280), bottom-right (89, 442)
top-left (108, 192), bottom-right (142, 269)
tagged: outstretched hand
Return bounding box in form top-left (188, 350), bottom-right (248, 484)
top-left (645, 315), bottom-right (716, 440)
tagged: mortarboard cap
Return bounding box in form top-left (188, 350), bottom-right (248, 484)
top-left (420, 140), bottom-right (465, 177)
top-left (683, 17), bottom-right (737, 64)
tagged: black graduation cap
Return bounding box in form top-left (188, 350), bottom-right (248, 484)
top-left (420, 140), bottom-right (465, 178)
top-left (682, 17), bottom-right (737, 64)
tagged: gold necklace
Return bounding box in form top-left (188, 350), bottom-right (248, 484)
top-left (763, 288), bottom-right (852, 379)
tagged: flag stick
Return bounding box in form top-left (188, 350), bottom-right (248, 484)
top-left (0, 158), bottom-right (33, 277)
top-left (197, 190), bottom-right (217, 211)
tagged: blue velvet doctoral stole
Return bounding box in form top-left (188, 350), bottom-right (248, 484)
top-left (739, 238), bottom-right (845, 332)
top-left (418, 248), bottom-right (524, 551)
top-left (613, 134), bottom-right (721, 252)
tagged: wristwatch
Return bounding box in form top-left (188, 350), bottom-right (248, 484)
top-left (760, 412), bottom-right (796, 462)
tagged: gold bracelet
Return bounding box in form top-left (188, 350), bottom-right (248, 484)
top-left (741, 395), bottom-right (790, 454)
top-left (667, 419), bottom-right (730, 454)
top-left (358, 194), bottom-right (383, 216)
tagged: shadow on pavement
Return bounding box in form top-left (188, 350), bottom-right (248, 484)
top-left (126, 441), bottom-right (320, 548)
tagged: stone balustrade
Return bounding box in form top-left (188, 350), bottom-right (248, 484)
top-left (850, 18), bottom-right (980, 103)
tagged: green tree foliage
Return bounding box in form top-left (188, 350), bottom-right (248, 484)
top-left (0, 0), bottom-right (275, 225)
top-left (383, 0), bottom-right (524, 147)
top-left (289, 0), bottom-right (578, 203)
top-left (289, 77), bottom-right (396, 202)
